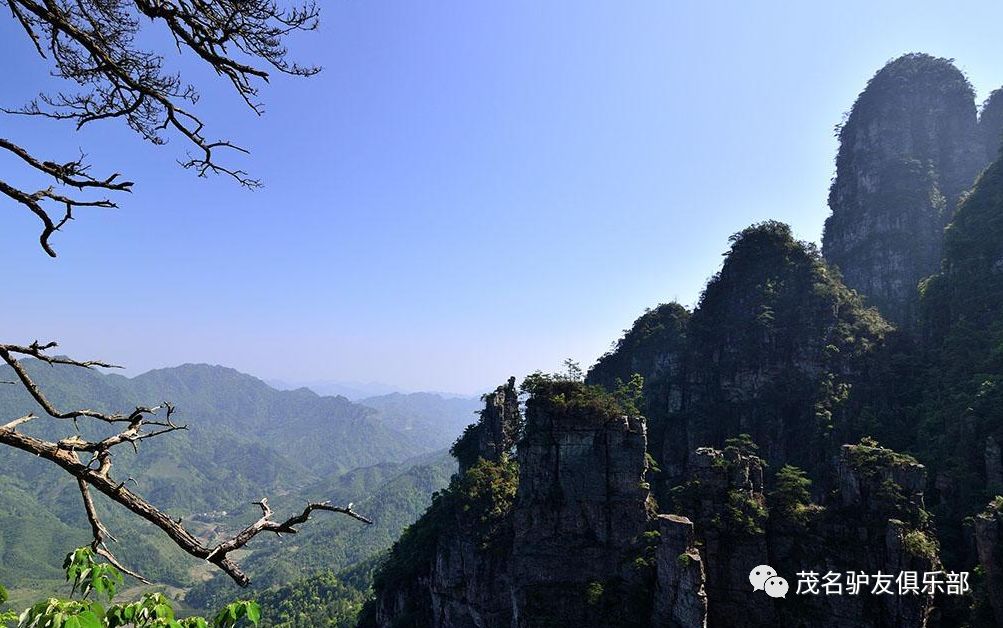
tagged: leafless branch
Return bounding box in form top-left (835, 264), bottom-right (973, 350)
top-left (0, 341), bottom-right (370, 586)
top-left (2, 0), bottom-right (318, 255)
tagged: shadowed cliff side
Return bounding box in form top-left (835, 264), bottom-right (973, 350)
top-left (822, 53), bottom-right (990, 328)
top-left (361, 375), bottom-right (707, 628)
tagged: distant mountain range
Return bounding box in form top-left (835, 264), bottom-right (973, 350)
top-left (264, 378), bottom-right (404, 401)
top-left (265, 378), bottom-right (481, 402)
top-left (0, 361), bottom-right (468, 604)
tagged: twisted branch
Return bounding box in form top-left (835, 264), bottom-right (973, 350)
top-left (0, 341), bottom-right (370, 586)
top-left (2, 0), bottom-right (318, 255)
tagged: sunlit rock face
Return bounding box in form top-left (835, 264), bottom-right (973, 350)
top-left (364, 379), bottom-right (710, 628)
top-left (822, 53), bottom-right (987, 328)
top-left (510, 385), bottom-right (652, 627)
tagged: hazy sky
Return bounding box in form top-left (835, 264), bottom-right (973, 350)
top-left (3, 1), bottom-right (1003, 395)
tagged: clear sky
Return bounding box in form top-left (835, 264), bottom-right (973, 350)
top-left (3, 1), bottom-right (1003, 395)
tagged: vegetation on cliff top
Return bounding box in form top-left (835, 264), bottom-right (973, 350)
top-left (369, 455), bottom-right (519, 602)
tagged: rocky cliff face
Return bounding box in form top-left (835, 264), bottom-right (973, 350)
top-left (980, 89), bottom-right (1003, 163)
top-left (586, 302), bottom-right (690, 498)
top-left (671, 446), bottom-right (772, 627)
top-left (363, 378), bottom-right (707, 628)
top-left (588, 223), bottom-right (891, 493)
top-left (684, 223), bottom-right (889, 481)
top-left (587, 302), bottom-right (690, 419)
top-left (652, 514), bottom-right (707, 628)
top-left (667, 440), bottom-right (938, 628)
top-left (364, 53), bottom-right (1003, 628)
top-left (452, 377), bottom-right (521, 474)
top-left (974, 498), bottom-right (1003, 626)
top-left (511, 379), bottom-right (654, 626)
top-left (822, 53), bottom-right (989, 328)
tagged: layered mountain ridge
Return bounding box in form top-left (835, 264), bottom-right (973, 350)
top-left (363, 54), bottom-right (1003, 627)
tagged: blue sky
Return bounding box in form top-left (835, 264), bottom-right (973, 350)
top-left (2, 1), bottom-right (1003, 395)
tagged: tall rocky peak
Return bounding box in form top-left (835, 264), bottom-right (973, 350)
top-left (822, 53), bottom-right (987, 327)
top-left (511, 378), bottom-right (654, 626)
top-left (678, 222), bottom-right (888, 483)
top-left (450, 377), bottom-right (521, 473)
top-left (363, 377), bottom-right (708, 627)
top-left (586, 302), bottom-right (690, 417)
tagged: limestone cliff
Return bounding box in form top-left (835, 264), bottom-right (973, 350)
top-left (362, 377), bottom-right (707, 628)
top-left (979, 89), bottom-right (1003, 162)
top-left (974, 498), bottom-right (1003, 626)
top-left (667, 440), bottom-right (938, 627)
top-left (586, 302), bottom-right (690, 499)
top-left (822, 53), bottom-right (987, 327)
top-left (587, 302), bottom-right (690, 419)
top-left (452, 377), bottom-right (521, 473)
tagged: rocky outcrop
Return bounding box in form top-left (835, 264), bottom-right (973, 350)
top-left (653, 515), bottom-right (707, 628)
top-left (807, 441), bottom-right (938, 627)
top-left (823, 53), bottom-right (988, 327)
top-left (364, 378), bottom-right (708, 628)
top-left (664, 439), bottom-right (938, 628)
top-left (586, 302), bottom-right (689, 418)
top-left (586, 303), bottom-right (690, 492)
top-left (974, 498), bottom-right (1003, 627)
top-left (510, 380), bottom-right (652, 626)
top-left (677, 222), bottom-right (889, 487)
top-left (836, 441), bottom-right (927, 512)
top-left (980, 89), bottom-right (1003, 161)
top-left (673, 446), bottom-right (773, 627)
top-left (452, 377), bottom-right (521, 473)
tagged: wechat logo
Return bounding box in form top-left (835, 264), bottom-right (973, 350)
top-left (749, 564), bottom-right (789, 599)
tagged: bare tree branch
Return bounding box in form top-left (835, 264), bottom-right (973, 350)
top-left (78, 478), bottom-right (152, 584)
top-left (2, 0), bottom-right (318, 255)
top-left (0, 341), bottom-right (370, 586)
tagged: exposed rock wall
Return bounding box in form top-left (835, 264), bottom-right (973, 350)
top-left (980, 89), bottom-right (1003, 162)
top-left (364, 380), bottom-right (708, 628)
top-left (667, 442), bottom-right (938, 628)
top-left (587, 302), bottom-right (690, 419)
top-left (676, 447), bottom-right (773, 627)
top-left (452, 377), bottom-right (521, 474)
top-left (652, 515), bottom-right (707, 628)
top-left (678, 222), bottom-right (889, 488)
top-left (510, 383), bottom-right (652, 626)
top-left (822, 53), bottom-right (989, 327)
top-left (974, 499), bottom-right (1003, 627)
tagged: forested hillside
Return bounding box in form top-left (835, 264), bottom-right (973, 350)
top-left (0, 363), bottom-right (461, 615)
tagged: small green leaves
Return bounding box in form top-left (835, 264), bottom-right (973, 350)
top-left (12, 554), bottom-right (263, 627)
top-left (211, 601), bottom-right (260, 628)
top-left (63, 549), bottom-right (123, 602)
top-left (17, 598), bottom-right (102, 628)
top-left (105, 593), bottom-right (176, 627)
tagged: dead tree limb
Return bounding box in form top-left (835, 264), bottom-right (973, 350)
top-left (2, 0), bottom-right (318, 255)
top-left (0, 341), bottom-right (370, 586)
